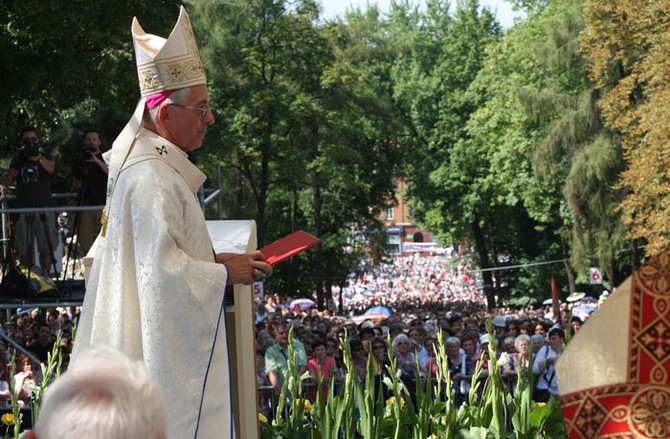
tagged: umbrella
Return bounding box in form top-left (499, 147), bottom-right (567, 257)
top-left (289, 298), bottom-right (316, 310)
top-left (572, 304), bottom-right (597, 320)
top-left (566, 292), bottom-right (585, 303)
top-left (581, 296), bottom-right (598, 303)
top-left (352, 313), bottom-right (389, 325)
top-left (364, 305), bottom-right (392, 317)
top-left (542, 298), bottom-right (555, 306)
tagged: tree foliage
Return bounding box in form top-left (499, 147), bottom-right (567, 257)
top-left (193, 0), bottom-right (401, 307)
top-left (582, 0), bottom-right (670, 256)
top-left (513, 0), bottom-right (627, 285)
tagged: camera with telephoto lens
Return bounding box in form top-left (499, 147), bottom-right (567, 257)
top-left (22, 138), bottom-right (41, 158)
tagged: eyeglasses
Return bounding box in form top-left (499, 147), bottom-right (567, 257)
top-left (397, 342), bottom-right (409, 345)
top-left (373, 345), bottom-right (385, 350)
top-left (23, 136), bottom-right (38, 144)
top-left (169, 103), bottom-right (211, 118)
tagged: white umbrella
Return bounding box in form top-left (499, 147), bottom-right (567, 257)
top-left (566, 292), bottom-right (585, 303)
top-left (289, 298), bottom-right (316, 310)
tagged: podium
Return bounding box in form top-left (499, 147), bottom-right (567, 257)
top-left (206, 220), bottom-right (259, 439)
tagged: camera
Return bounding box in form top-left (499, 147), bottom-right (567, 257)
top-left (80, 150), bottom-right (95, 162)
top-left (22, 138), bottom-right (41, 158)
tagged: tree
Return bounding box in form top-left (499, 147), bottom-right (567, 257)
top-left (388, 0), bottom-right (503, 306)
top-left (513, 0), bottom-right (628, 287)
top-left (193, 0), bottom-right (401, 307)
top-left (582, 0), bottom-right (670, 257)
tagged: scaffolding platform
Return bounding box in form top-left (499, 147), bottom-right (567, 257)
top-left (0, 278), bottom-right (86, 309)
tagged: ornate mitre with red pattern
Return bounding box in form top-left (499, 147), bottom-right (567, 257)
top-left (557, 251), bottom-right (670, 438)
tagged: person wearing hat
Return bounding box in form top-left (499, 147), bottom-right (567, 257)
top-left (72, 7), bottom-right (272, 439)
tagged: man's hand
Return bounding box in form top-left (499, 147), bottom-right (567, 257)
top-left (31, 154), bottom-right (55, 174)
top-left (216, 250), bottom-right (272, 285)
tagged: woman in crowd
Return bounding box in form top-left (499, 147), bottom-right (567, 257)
top-left (408, 326), bottom-right (429, 373)
top-left (348, 339), bottom-right (367, 383)
top-left (505, 320), bottom-right (520, 339)
top-left (392, 334), bottom-right (418, 378)
top-left (326, 336), bottom-right (345, 375)
top-left (461, 332), bottom-right (480, 367)
top-left (424, 335), bottom-right (439, 377)
top-left (392, 333), bottom-right (419, 404)
top-left (307, 339), bottom-right (342, 402)
top-left (370, 336), bottom-right (390, 400)
top-left (503, 334), bottom-right (531, 380)
top-left (445, 337), bottom-right (473, 407)
top-left (13, 354), bottom-right (42, 408)
top-left (531, 334), bottom-right (545, 355)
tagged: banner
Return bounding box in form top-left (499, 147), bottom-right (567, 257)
top-left (589, 267), bottom-right (602, 284)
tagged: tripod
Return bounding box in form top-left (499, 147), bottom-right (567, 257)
top-left (62, 171), bottom-right (104, 281)
top-left (23, 210), bottom-right (60, 280)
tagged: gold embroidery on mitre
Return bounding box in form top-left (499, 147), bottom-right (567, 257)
top-left (165, 60), bottom-right (203, 85)
top-left (630, 387), bottom-right (670, 438)
top-left (139, 69), bottom-right (158, 93)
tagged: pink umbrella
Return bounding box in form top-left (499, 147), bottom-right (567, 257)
top-left (289, 298), bottom-right (316, 310)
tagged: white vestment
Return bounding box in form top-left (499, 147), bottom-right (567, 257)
top-left (73, 128), bottom-right (233, 439)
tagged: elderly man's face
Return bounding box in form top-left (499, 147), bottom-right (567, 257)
top-left (164, 85), bottom-right (214, 152)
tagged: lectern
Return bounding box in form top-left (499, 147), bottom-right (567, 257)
top-left (206, 220), bottom-right (259, 439)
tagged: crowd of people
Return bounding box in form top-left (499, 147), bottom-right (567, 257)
top-left (254, 254), bottom-right (602, 418)
top-left (0, 307), bottom-right (75, 409)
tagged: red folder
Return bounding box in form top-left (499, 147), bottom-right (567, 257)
top-left (259, 231), bottom-right (320, 265)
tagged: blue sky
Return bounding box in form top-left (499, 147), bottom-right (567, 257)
top-left (319, 0), bottom-right (524, 29)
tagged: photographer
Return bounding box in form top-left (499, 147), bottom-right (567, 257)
top-left (2, 127), bottom-right (58, 274)
top-left (72, 129), bottom-right (108, 255)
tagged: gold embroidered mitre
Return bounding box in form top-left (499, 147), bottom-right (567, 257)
top-left (558, 251), bottom-right (670, 438)
top-left (132, 5), bottom-right (206, 97)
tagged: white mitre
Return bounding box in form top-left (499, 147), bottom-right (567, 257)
top-left (102, 6), bottom-right (206, 222)
top-left (132, 5), bottom-right (206, 96)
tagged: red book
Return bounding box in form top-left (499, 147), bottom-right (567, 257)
top-left (259, 231), bottom-right (320, 265)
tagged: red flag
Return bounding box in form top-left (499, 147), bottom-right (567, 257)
top-left (551, 275), bottom-right (561, 326)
